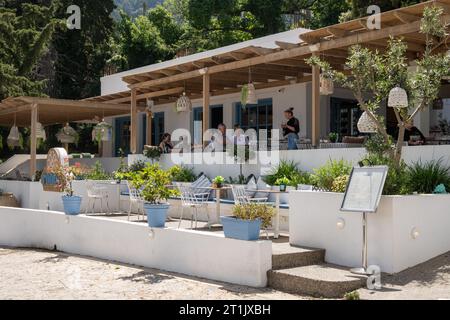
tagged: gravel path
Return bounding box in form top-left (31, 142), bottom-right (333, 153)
top-left (0, 247), bottom-right (303, 300)
top-left (1, 247), bottom-right (448, 300)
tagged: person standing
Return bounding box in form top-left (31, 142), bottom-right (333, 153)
top-left (282, 108), bottom-right (300, 150)
top-left (159, 133), bottom-right (174, 154)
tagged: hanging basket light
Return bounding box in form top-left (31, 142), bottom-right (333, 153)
top-left (36, 122), bottom-right (46, 141)
top-left (246, 83), bottom-right (257, 105)
top-left (92, 121), bottom-right (112, 143)
top-left (176, 92), bottom-right (192, 113)
top-left (357, 111), bottom-right (378, 133)
top-left (388, 86), bottom-right (408, 108)
top-left (7, 125), bottom-right (22, 148)
top-left (146, 98), bottom-right (155, 119)
top-left (320, 75), bottom-right (334, 95)
top-left (57, 123), bottom-right (79, 144)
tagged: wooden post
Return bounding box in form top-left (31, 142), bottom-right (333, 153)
top-left (130, 89), bottom-right (138, 154)
top-left (146, 111), bottom-right (152, 146)
top-left (30, 104), bottom-right (38, 179)
top-left (312, 59), bottom-right (321, 147)
top-left (202, 73), bottom-right (210, 141)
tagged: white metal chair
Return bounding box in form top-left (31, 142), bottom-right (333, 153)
top-left (178, 185), bottom-right (210, 229)
top-left (231, 185), bottom-right (269, 205)
top-left (85, 180), bottom-right (110, 214)
top-left (126, 181), bottom-right (144, 221)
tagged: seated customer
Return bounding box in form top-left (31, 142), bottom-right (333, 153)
top-left (159, 133), bottom-right (174, 154)
top-left (403, 121), bottom-right (426, 146)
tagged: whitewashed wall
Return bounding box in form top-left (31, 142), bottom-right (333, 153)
top-left (0, 207), bottom-right (272, 287)
top-left (289, 191), bottom-right (450, 274)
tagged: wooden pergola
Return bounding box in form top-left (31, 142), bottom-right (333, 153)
top-left (85, 0), bottom-right (450, 152)
top-left (0, 96), bottom-right (145, 177)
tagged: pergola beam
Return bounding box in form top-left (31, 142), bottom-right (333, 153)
top-left (128, 14), bottom-right (450, 91)
top-left (108, 87), bottom-right (185, 104)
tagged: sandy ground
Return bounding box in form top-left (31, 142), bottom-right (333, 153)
top-left (0, 247), bottom-right (448, 300)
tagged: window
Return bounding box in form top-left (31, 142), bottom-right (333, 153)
top-left (234, 99), bottom-right (273, 135)
top-left (191, 105), bottom-right (224, 145)
top-left (152, 112), bottom-right (165, 146)
top-left (115, 116), bottom-right (131, 156)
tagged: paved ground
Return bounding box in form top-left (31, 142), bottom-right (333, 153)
top-left (1, 246), bottom-right (449, 300)
top-left (0, 247), bottom-right (304, 300)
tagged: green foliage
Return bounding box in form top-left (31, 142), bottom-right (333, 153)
top-left (364, 133), bottom-right (394, 158)
top-left (344, 290), bottom-right (360, 300)
top-left (129, 160), bottom-right (147, 172)
top-left (226, 174), bottom-right (248, 185)
top-left (130, 163), bottom-right (180, 204)
top-left (168, 165), bottom-right (196, 182)
top-left (360, 154), bottom-right (411, 196)
top-left (275, 177), bottom-right (290, 186)
top-left (86, 161), bottom-right (112, 180)
top-left (144, 146), bottom-right (162, 160)
top-left (310, 159), bottom-right (352, 192)
top-left (264, 161), bottom-right (307, 187)
top-left (232, 203), bottom-right (275, 229)
top-left (213, 175), bottom-right (225, 184)
top-left (407, 159), bottom-right (450, 194)
top-left (331, 175), bottom-right (349, 193)
top-left (328, 132), bottom-right (338, 143)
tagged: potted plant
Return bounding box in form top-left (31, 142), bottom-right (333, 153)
top-left (130, 163), bottom-right (180, 228)
top-left (92, 121), bottom-right (112, 144)
top-left (212, 176), bottom-right (225, 189)
top-left (221, 203), bottom-right (275, 241)
top-left (275, 177), bottom-right (290, 192)
top-left (144, 145), bottom-right (162, 163)
top-left (55, 166), bottom-right (82, 215)
top-left (329, 132), bottom-right (338, 143)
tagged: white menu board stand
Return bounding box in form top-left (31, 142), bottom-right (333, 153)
top-left (340, 166), bottom-right (389, 275)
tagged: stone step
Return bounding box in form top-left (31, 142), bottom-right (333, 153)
top-left (268, 264), bottom-right (367, 298)
top-left (272, 242), bottom-right (325, 270)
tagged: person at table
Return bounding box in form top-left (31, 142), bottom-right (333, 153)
top-left (211, 123), bottom-right (232, 152)
top-left (403, 121), bottom-right (426, 146)
top-left (233, 124), bottom-right (248, 146)
top-left (159, 133), bottom-right (174, 153)
top-left (281, 108), bottom-right (300, 150)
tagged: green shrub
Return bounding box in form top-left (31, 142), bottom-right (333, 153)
top-left (311, 159), bottom-right (352, 191)
top-left (360, 154), bottom-right (411, 195)
top-left (86, 161), bottom-right (112, 180)
top-left (168, 165), bottom-right (196, 182)
top-left (264, 161), bottom-right (308, 187)
top-left (407, 159), bottom-right (450, 194)
top-left (130, 163), bottom-right (180, 204)
top-left (331, 175), bottom-right (349, 193)
top-left (232, 203), bottom-right (275, 229)
top-left (344, 291), bottom-right (360, 300)
top-left (275, 177), bottom-right (290, 186)
top-left (213, 176), bottom-right (225, 184)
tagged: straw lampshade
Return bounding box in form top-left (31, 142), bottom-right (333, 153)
top-left (357, 111), bottom-right (378, 133)
top-left (176, 92), bottom-right (192, 113)
top-left (388, 86), bottom-right (408, 108)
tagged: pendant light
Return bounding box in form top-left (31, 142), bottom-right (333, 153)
top-left (57, 123), bottom-right (78, 144)
top-left (320, 74), bottom-right (334, 95)
top-left (7, 113), bottom-right (21, 148)
top-left (176, 82), bottom-right (192, 113)
top-left (35, 110), bottom-right (46, 141)
top-left (357, 111), bottom-right (378, 133)
top-left (388, 86), bottom-right (408, 108)
top-left (146, 98), bottom-right (155, 119)
top-left (92, 120), bottom-right (112, 143)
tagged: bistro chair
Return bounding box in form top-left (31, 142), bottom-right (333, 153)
top-left (126, 181), bottom-right (145, 221)
top-left (85, 180), bottom-right (110, 215)
top-left (178, 185), bottom-right (210, 229)
top-left (231, 185), bottom-right (269, 205)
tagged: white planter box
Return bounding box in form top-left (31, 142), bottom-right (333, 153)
top-left (289, 191), bottom-right (450, 274)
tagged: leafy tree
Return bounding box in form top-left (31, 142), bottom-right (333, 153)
top-left (341, 0), bottom-right (421, 21)
top-left (307, 6), bottom-right (450, 166)
top-left (0, 1), bottom-right (63, 100)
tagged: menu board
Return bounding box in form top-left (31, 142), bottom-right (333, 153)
top-left (341, 166), bottom-right (389, 213)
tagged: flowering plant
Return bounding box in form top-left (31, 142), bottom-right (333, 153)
top-left (53, 165), bottom-right (76, 196)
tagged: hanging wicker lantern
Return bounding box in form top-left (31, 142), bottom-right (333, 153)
top-left (320, 75), bottom-right (334, 95)
top-left (7, 125), bottom-right (21, 148)
top-left (388, 86), bottom-right (408, 108)
top-left (92, 121), bottom-right (112, 143)
top-left (36, 122), bottom-right (46, 141)
top-left (246, 83), bottom-right (257, 105)
top-left (146, 98), bottom-right (155, 118)
top-left (176, 92), bottom-right (192, 113)
top-left (357, 111), bottom-right (378, 133)
top-left (57, 123), bottom-right (79, 144)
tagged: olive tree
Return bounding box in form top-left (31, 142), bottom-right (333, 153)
top-left (307, 5), bottom-right (450, 166)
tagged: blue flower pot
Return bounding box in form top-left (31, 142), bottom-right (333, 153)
top-left (144, 203), bottom-right (170, 228)
top-left (62, 196), bottom-right (82, 215)
top-left (221, 216), bottom-right (262, 241)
